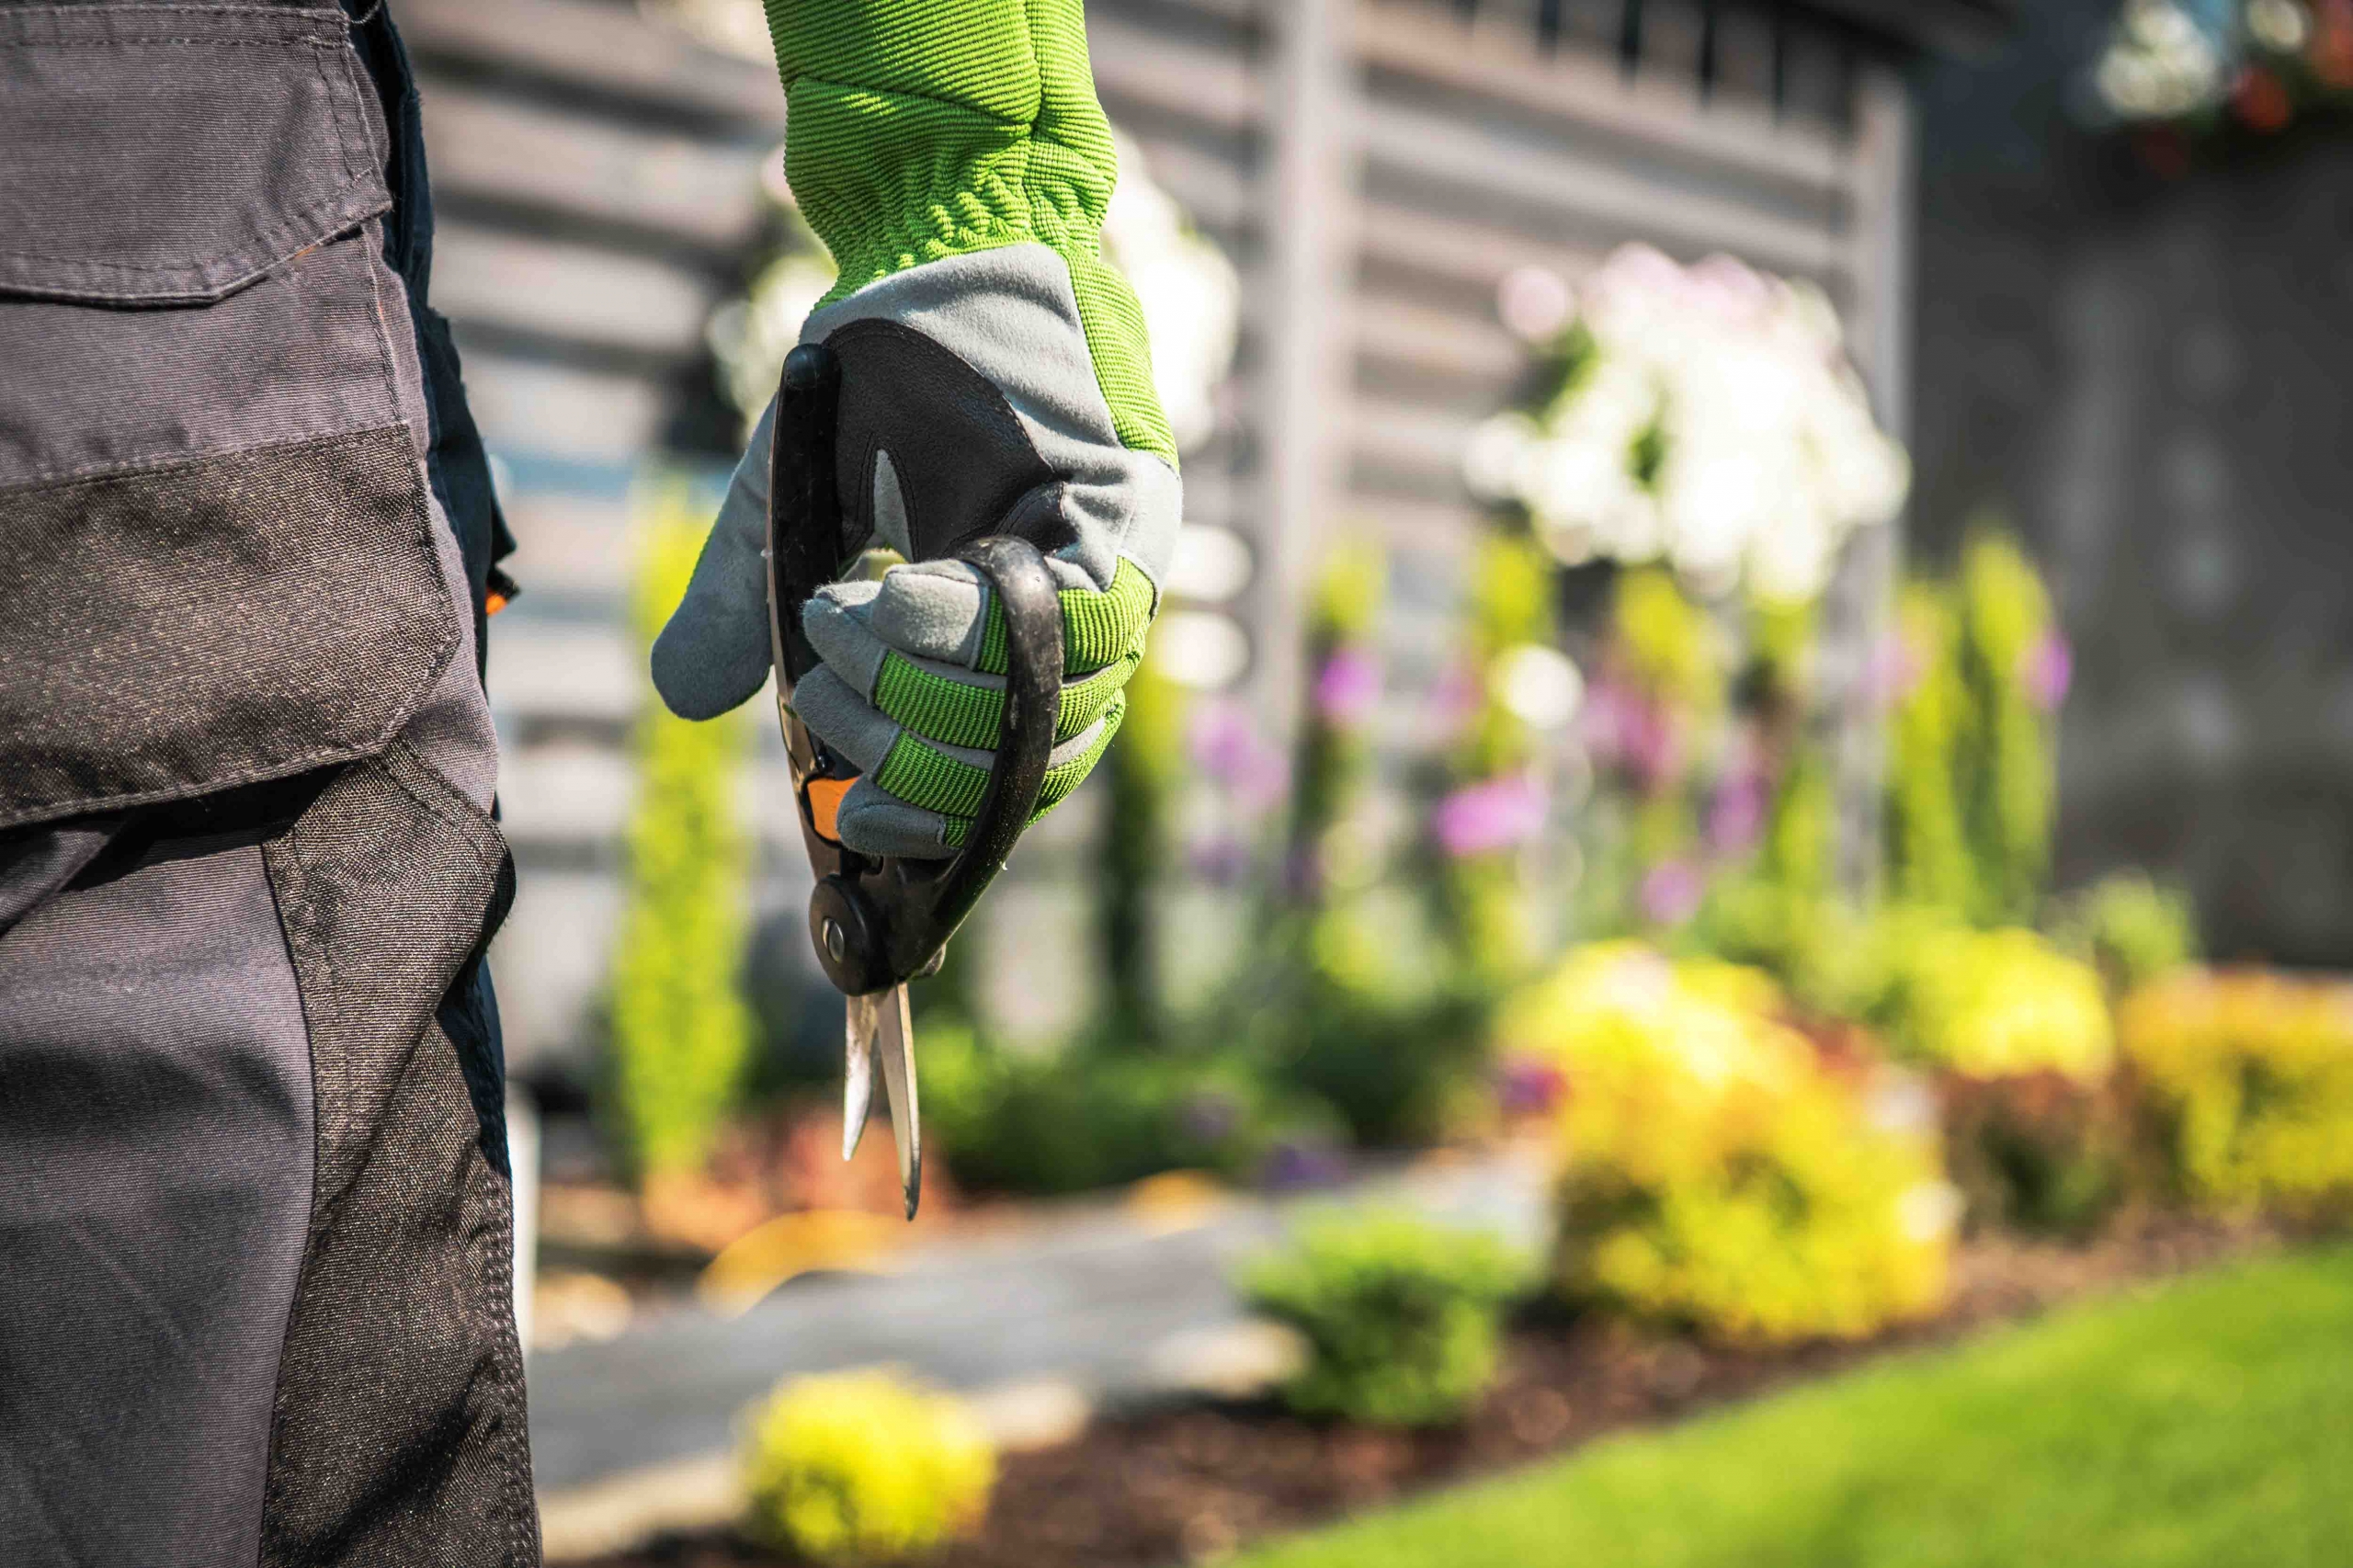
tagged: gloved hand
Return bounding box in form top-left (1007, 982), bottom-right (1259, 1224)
top-left (651, 246), bottom-right (1181, 858)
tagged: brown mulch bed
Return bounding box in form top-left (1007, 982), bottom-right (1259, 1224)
top-left (583, 1212), bottom-right (2276, 1568)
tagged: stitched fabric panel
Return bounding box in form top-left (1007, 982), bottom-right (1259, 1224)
top-left (0, 426), bottom-right (460, 831)
top-left (258, 744), bottom-right (538, 1568)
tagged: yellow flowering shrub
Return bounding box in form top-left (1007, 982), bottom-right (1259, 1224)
top-left (1500, 945), bottom-right (1954, 1345)
top-left (740, 1369), bottom-right (995, 1565)
top-left (2120, 970), bottom-right (2353, 1215)
top-left (1853, 917), bottom-right (2113, 1084)
top-left (1844, 919), bottom-right (2120, 1233)
top-left (1907, 928), bottom-right (2114, 1082)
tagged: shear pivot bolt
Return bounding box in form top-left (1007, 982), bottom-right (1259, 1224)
top-left (822, 918), bottom-right (847, 964)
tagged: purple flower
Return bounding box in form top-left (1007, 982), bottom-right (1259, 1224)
top-left (1495, 1055), bottom-right (1568, 1117)
top-left (1708, 760), bottom-right (1768, 858)
top-left (1427, 661), bottom-right (1483, 735)
top-left (1869, 632), bottom-right (1925, 711)
top-left (2022, 630), bottom-right (2073, 712)
top-left (1640, 859), bottom-right (1707, 926)
top-left (1584, 680), bottom-right (1682, 791)
top-left (1187, 835), bottom-right (1256, 886)
top-left (1435, 773), bottom-right (1549, 858)
top-left (1620, 701), bottom-right (1683, 794)
top-left (1261, 1137), bottom-right (1347, 1192)
top-left (1190, 701), bottom-right (1290, 812)
top-left (1313, 646), bottom-right (1382, 725)
top-left (1581, 677), bottom-right (1635, 764)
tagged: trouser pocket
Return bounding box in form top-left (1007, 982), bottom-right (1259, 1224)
top-left (0, 2), bottom-right (458, 831)
top-left (258, 740), bottom-right (539, 1568)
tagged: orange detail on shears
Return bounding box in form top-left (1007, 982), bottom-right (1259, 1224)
top-left (484, 590), bottom-right (509, 616)
top-left (806, 775), bottom-right (856, 843)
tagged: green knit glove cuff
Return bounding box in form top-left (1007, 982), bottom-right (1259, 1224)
top-left (765, 0), bottom-right (1176, 464)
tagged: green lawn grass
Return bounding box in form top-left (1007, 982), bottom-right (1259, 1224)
top-left (1236, 1246), bottom-right (2353, 1568)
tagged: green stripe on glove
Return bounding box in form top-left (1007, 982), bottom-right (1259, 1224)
top-left (976, 556), bottom-right (1155, 676)
top-left (881, 694), bottom-right (1129, 842)
top-left (874, 648), bottom-right (1137, 751)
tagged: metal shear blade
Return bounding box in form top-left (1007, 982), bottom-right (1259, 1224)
top-left (842, 985), bottom-right (919, 1218)
top-left (767, 343), bottom-right (1058, 1227)
top-left (841, 991), bottom-right (878, 1162)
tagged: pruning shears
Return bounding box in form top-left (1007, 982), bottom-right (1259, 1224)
top-left (765, 342), bottom-right (1063, 1220)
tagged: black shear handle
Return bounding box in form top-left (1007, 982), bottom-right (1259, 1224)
top-left (769, 342), bottom-right (1065, 997)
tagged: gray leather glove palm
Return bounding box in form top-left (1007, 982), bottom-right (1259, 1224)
top-left (651, 246), bottom-right (1180, 858)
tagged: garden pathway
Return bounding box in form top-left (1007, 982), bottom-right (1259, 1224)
top-left (528, 1149), bottom-right (1552, 1524)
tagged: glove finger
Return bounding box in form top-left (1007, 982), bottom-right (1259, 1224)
top-left (788, 665), bottom-right (902, 778)
top-left (828, 702), bottom-right (1131, 858)
top-left (792, 669), bottom-right (958, 860)
top-left (652, 399), bottom-right (776, 720)
top-left (806, 593), bottom-right (1139, 750)
top-left (864, 698), bottom-right (1127, 822)
top-left (834, 778), bottom-right (955, 860)
top-left (876, 651), bottom-right (1139, 750)
top-left (814, 555), bottom-right (1156, 681)
top-left (810, 560), bottom-right (989, 668)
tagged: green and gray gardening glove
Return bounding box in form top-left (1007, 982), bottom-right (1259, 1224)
top-left (651, 0), bottom-right (1179, 859)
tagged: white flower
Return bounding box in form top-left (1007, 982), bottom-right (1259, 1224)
top-left (1487, 244), bottom-right (1909, 604)
top-left (1493, 643), bottom-right (1585, 730)
top-left (2091, 0), bottom-right (2229, 121)
top-left (1496, 264), bottom-right (1574, 342)
top-left (1463, 414), bottom-right (1537, 501)
top-left (642, 0), bottom-right (772, 63)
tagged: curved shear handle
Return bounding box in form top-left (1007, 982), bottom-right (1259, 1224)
top-left (767, 341), bottom-right (1066, 999)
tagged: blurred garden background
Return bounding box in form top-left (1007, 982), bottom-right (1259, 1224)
top-left (400, 0), bottom-right (2353, 1560)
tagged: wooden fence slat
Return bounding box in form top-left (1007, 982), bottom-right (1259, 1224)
top-left (1351, 295), bottom-right (1525, 386)
top-left (1125, 133), bottom-right (1261, 243)
top-left (1348, 397), bottom-right (1482, 482)
top-left (1358, 201), bottom-right (1611, 295)
top-left (1255, 0), bottom-right (1358, 749)
top-left (1351, 492), bottom-right (1486, 551)
top-left (495, 747), bottom-right (636, 842)
top-left (395, 0), bottom-right (785, 125)
top-left (486, 622), bottom-right (640, 725)
top-left (498, 491), bottom-right (633, 599)
top-left (1089, 11), bottom-right (1264, 133)
top-left (458, 347), bottom-right (671, 464)
top-left (419, 80), bottom-right (767, 250)
top-left (1360, 98), bottom-right (1850, 282)
top-left (1358, 1), bottom-right (1849, 199)
top-left (432, 222), bottom-right (720, 358)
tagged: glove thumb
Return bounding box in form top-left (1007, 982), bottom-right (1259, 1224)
top-left (652, 400), bottom-right (777, 720)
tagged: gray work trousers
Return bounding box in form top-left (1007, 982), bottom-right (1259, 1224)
top-left (0, 2), bottom-right (539, 1562)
